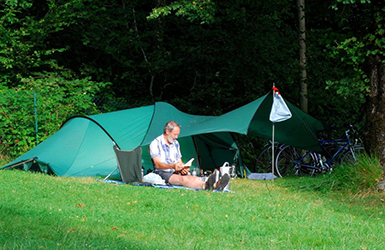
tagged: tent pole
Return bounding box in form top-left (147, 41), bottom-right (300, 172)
top-left (271, 83), bottom-right (275, 182)
top-left (191, 136), bottom-right (202, 171)
top-left (271, 123), bottom-right (275, 182)
top-left (34, 91), bottom-right (39, 144)
top-left (103, 167), bottom-right (118, 181)
top-left (2, 157), bottom-right (38, 170)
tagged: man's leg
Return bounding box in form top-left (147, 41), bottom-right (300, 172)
top-left (168, 175), bottom-right (206, 189)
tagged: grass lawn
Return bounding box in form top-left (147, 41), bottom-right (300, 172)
top-left (0, 169), bottom-right (384, 250)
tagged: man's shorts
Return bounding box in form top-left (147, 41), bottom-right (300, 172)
top-left (155, 171), bottom-right (177, 183)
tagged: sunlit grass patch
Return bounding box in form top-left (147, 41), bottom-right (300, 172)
top-left (1, 165), bottom-right (384, 249)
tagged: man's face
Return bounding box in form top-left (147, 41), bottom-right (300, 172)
top-left (166, 126), bottom-right (180, 144)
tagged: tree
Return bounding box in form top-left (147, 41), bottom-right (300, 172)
top-left (328, 0), bottom-right (385, 170)
top-left (297, 0), bottom-right (307, 113)
top-left (1, 0), bottom-right (377, 167)
top-left (147, 0), bottom-right (301, 114)
top-left (0, 0), bottom-right (110, 157)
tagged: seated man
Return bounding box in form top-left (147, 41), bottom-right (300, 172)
top-left (149, 120), bottom-right (229, 191)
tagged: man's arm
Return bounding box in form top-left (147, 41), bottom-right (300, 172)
top-left (152, 157), bottom-right (184, 172)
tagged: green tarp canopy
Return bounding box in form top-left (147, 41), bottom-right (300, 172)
top-left (1, 93), bottom-right (324, 178)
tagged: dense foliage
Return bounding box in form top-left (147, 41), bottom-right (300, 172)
top-left (1, 0), bottom-right (382, 165)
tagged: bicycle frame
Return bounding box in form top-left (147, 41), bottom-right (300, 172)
top-left (292, 129), bottom-right (355, 174)
top-left (322, 128), bottom-right (359, 163)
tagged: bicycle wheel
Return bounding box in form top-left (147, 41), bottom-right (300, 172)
top-left (339, 145), bottom-right (365, 165)
top-left (275, 145), bottom-right (317, 177)
top-left (321, 143), bottom-right (341, 166)
top-left (254, 143), bottom-right (279, 173)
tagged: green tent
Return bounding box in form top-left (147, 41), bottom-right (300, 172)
top-left (1, 93), bottom-right (323, 178)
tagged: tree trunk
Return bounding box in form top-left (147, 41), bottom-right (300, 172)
top-left (297, 0), bottom-right (308, 113)
top-left (364, 54), bottom-right (385, 171)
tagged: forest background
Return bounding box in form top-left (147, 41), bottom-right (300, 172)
top-left (1, 0), bottom-right (385, 173)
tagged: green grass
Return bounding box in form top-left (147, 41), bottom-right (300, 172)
top-left (0, 159), bottom-right (384, 249)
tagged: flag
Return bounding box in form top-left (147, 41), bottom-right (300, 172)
top-left (269, 87), bottom-right (292, 123)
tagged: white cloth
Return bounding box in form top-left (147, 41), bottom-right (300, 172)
top-left (143, 172), bottom-right (166, 184)
top-left (269, 90), bottom-right (292, 123)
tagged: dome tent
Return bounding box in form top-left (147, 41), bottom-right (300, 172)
top-left (2, 92), bottom-right (323, 179)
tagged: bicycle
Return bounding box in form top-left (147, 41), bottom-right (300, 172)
top-left (274, 124), bottom-right (365, 178)
top-left (254, 140), bottom-right (282, 173)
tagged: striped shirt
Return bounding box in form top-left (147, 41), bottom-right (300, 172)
top-left (149, 134), bottom-right (182, 173)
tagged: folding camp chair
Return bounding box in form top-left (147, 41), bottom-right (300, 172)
top-left (104, 145), bottom-right (143, 184)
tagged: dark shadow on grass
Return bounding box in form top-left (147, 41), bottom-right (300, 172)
top-left (0, 203), bottom-right (162, 249)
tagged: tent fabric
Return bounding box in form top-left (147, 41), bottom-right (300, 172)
top-left (1, 92), bottom-right (324, 178)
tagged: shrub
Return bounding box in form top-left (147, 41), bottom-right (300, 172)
top-left (278, 155), bottom-right (384, 195)
top-left (332, 154), bottom-right (384, 192)
top-left (0, 74), bottom-right (111, 158)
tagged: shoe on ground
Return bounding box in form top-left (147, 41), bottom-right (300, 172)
top-left (205, 174), bottom-right (216, 190)
top-left (215, 173), bottom-right (230, 191)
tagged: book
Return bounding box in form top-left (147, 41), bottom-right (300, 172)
top-left (183, 158), bottom-right (194, 167)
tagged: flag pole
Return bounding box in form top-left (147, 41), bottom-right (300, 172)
top-left (269, 84), bottom-right (292, 181)
top-left (272, 122), bottom-right (275, 182)
top-left (271, 84), bottom-right (275, 182)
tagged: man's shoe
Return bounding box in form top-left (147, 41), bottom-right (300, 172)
top-left (205, 174), bottom-right (216, 190)
top-left (215, 173), bottom-right (230, 191)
